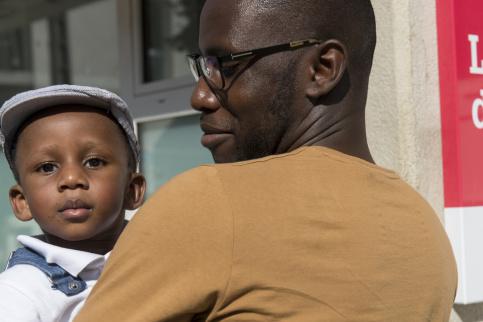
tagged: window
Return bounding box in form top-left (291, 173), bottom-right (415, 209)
top-left (0, 0), bottom-right (121, 266)
top-left (0, 0), bottom-right (212, 266)
top-left (120, 0), bottom-right (213, 209)
top-left (138, 114), bottom-right (212, 198)
top-left (118, 0), bottom-right (205, 118)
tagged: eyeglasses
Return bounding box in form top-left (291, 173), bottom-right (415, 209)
top-left (187, 39), bottom-right (321, 90)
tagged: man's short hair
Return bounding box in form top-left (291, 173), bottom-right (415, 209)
top-left (256, 0), bottom-right (376, 83)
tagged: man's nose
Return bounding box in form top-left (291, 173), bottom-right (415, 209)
top-left (57, 164), bottom-right (89, 191)
top-left (190, 77), bottom-right (221, 112)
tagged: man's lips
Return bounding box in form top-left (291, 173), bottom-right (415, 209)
top-left (59, 199), bottom-right (92, 220)
top-left (200, 122), bottom-right (232, 149)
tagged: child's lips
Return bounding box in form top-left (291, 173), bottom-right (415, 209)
top-left (59, 199), bottom-right (92, 221)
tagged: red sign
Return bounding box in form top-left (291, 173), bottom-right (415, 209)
top-left (437, 0), bottom-right (483, 207)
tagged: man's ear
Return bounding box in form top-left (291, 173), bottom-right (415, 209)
top-left (123, 173), bottom-right (147, 210)
top-left (305, 39), bottom-right (347, 100)
top-left (9, 185), bottom-right (33, 222)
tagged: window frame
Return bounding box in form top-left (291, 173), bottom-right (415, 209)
top-left (117, 0), bottom-right (199, 120)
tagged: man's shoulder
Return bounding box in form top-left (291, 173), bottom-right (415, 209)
top-left (161, 163), bottom-right (222, 190)
top-left (143, 164), bottom-right (231, 212)
top-left (150, 146), bottom-right (402, 199)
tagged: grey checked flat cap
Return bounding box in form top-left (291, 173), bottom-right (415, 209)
top-left (0, 84), bottom-right (140, 169)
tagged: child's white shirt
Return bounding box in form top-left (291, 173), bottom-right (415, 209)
top-left (0, 235), bottom-right (109, 322)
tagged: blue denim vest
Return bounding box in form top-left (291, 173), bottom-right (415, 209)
top-left (5, 247), bottom-right (87, 296)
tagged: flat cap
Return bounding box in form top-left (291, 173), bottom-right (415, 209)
top-left (0, 84), bottom-right (140, 169)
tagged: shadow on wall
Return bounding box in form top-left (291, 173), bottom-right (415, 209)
top-left (453, 303), bottom-right (483, 322)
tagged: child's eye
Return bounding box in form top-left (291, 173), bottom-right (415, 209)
top-left (36, 163), bottom-right (57, 173)
top-left (85, 158), bottom-right (105, 168)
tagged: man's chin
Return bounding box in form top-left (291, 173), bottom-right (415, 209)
top-left (211, 153), bottom-right (237, 164)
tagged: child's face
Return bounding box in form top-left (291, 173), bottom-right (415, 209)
top-left (9, 105), bottom-right (143, 245)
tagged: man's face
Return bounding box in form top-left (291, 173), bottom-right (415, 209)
top-left (190, 0), bottom-right (301, 163)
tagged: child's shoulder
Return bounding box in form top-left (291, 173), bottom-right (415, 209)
top-left (0, 260), bottom-right (51, 319)
top-left (0, 253), bottom-right (52, 298)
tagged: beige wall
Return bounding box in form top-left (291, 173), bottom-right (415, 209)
top-left (367, 1), bottom-right (482, 320)
top-left (368, 0), bottom-right (444, 216)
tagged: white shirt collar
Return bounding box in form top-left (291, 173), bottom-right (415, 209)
top-left (16, 235), bottom-right (109, 277)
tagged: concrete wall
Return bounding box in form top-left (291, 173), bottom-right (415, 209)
top-left (368, 0), bottom-right (443, 217)
top-left (367, 1), bottom-right (482, 320)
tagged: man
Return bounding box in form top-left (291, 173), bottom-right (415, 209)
top-left (75, 0), bottom-right (457, 321)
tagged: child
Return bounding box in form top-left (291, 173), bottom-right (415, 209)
top-left (0, 84), bottom-right (146, 321)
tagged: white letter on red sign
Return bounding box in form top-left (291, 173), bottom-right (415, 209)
top-left (469, 34), bottom-right (483, 74)
top-left (472, 90), bottom-right (483, 129)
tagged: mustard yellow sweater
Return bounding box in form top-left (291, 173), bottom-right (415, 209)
top-left (75, 146), bottom-right (457, 321)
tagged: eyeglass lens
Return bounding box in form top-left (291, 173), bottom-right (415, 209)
top-left (188, 56), bottom-right (225, 89)
top-left (188, 58), bottom-right (200, 82)
top-left (199, 57), bottom-right (223, 89)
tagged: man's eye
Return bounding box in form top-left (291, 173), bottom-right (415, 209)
top-left (37, 163), bottom-right (57, 173)
top-left (220, 64), bottom-right (238, 78)
top-left (85, 158), bottom-right (104, 168)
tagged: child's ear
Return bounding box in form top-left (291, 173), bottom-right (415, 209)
top-left (305, 39), bottom-right (347, 100)
top-left (9, 185), bottom-right (33, 222)
top-left (123, 173), bottom-right (147, 210)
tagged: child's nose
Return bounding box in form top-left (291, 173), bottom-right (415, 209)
top-left (57, 165), bottom-right (89, 191)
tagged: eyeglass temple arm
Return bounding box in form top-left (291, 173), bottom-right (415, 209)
top-left (222, 39), bottom-right (321, 62)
